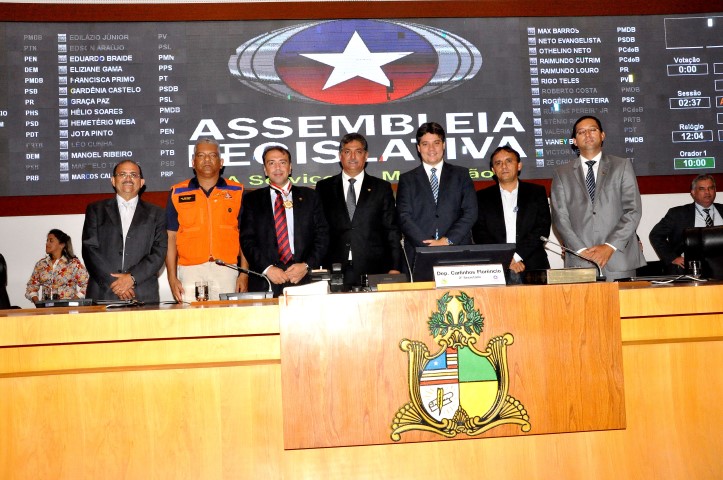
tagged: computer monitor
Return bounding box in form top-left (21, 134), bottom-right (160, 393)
top-left (683, 226), bottom-right (723, 280)
top-left (412, 244), bottom-right (516, 282)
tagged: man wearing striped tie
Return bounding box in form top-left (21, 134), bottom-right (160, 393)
top-left (550, 116), bottom-right (646, 280)
top-left (396, 122), bottom-right (478, 271)
top-left (649, 174), bottom-right (722, 273)
top-left (240, 145), bottom-right (328, 296)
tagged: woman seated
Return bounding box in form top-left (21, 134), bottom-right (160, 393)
top-left (25, 229), bottom-right (89, 303)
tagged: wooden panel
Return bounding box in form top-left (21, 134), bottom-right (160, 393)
top-left (0, 301), bottom-right (279, 347)
top-left (0, 335), bottom-right (280, 377)
top-left (619, 282), bottom-right (723, 318)
top-left (280, 283), bottom-right (625, 449)
top-left (622, 314), bottom-right (723, 344)
top-left (2, 338), bottom-right (721, 479)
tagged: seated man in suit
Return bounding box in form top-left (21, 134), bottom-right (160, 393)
top-left (472, 146), bottom-right (551, 282)
top-left (240, 145), bottom-right (329, 296)
top-left (649, 174), bottom-right (722, 273)
top-left (316, 133), bottom-right (402, 289)
top-left (396, 122), bottom-right (478, 270)
top-left (82, 160), bottom-right (168, 303)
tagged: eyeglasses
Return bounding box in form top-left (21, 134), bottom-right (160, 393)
top-left (575, 127), bottom-right (600, 136)
top-left (194, 152), bottom-right (220, 161)
top-left (114, 172), bottom-right (141, 179)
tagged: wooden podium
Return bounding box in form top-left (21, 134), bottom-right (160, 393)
top-left (280, 283), bottom-right (625, 449)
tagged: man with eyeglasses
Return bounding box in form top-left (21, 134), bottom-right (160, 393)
top-left (82, 160), bottom-right (168, 302)
top-left (550, 115), bottom-right (645, 280)
top-left (649, 174), bottom-right (722, 273)
top-left (166, 137), bottom-right (248, 302)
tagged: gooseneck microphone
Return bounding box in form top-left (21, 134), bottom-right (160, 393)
top-left (400, 237), bottom-right (414, 283)
top-left (214, 259), bottom-right (273, 295)
top-left (540, 236), bottom-right (606, 281)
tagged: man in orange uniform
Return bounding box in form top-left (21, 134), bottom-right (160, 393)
top-left (165, 138), bottom-right (248, 301)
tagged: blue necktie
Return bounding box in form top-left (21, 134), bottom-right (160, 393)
top-left (430, 168), bottom-right (439, 204)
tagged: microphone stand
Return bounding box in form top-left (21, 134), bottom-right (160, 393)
top-left (400, 237), bottom-right (414, 283)
top-left (214, 259), bottom-right (274, 298)
top-left (540, 236), bottom-right (606, 282)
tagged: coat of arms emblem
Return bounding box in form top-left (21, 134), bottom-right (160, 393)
top-left (391, 291), bottom-right (531, 440)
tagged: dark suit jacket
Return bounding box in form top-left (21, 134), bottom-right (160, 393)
top-left (240, 186), bottom-right (329, 296)
top-left (316, 173), bottom-right (402, 285)
top-left (396, 162), bottom-right (478, 267)
top-left (82, 198), bottom-right (168, 303)
top-left (472, 181), bottom-right (551, 270)
top-left (649, 202), bottom-right (723, 271)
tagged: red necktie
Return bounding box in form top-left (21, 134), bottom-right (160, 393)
top-left (274, 190), bottom-right (293, 264)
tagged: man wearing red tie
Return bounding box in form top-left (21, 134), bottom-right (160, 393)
top-left (240, 145), bottom-right (328, 296)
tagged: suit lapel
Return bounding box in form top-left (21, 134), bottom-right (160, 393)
top-left (262, 186), bottom-right (275, 225)
top-left (570, 157), bottom-right (587, 196)
top-left (334, 174), bottom-right (353, 225)
top-left (686, 203), bottom-right (696, 228)
top-left (291, 186), bottom-right (305, 256)
top-left (129, 200), bottom-right (147, 231)
top-left (594, 155), bottom-right (611, 204)
top-left (417, 165), bottom-right (437, 206)
top-left (487, 186), bottom-right (505, 236)
top-left (104, 199), bottom-right (122, 229)
top-left (514, 182), bottom-right (527, 232)
top-left (354, 175), bottom-right (373, 215)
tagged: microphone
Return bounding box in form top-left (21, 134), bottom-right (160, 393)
top-left (214, 259), bottom-right (273, 296)
top-left (540, 236), bottom-right (606, 281)
top-left (400, 237), bottom-right (414, 283)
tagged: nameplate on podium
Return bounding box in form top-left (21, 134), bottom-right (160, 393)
top-left (523, 267), bottom-right (597, 284)
top-left (433, 264), bottom-right (506, 287)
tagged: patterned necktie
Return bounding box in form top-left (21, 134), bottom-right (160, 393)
top-left (430, 167), bottom-right (439, 204)
top-left (273, 189), bottom-right (293, 264)
top-left (346, 178), bottom-right (357, 220)
top-left (703, 208), bottom-right (713, 227)
top-left (585, 160), bottom-right (596, 203)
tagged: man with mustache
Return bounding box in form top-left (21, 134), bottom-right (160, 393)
top-left (166, 138), bottom-right (248, 301)
top-left (316, 133), bottom-right (402, 289)
top-left (82, 160), bottom-right (168, 302)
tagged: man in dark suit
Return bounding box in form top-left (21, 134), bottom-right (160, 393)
top-left (472, 145), bottom-right (551, 282)
top-left (316, 133), bottom-right (402, 288)
top-left (82, 160), bottom-right (168, 302)
top-left (649, 174), bottom-right (722, 273)
top-left (240, 146), bottom-right (329, 296)
top-left (550, 116), bottom-right (645, 280)
top-left (396, 122), bottom-right (478, 270)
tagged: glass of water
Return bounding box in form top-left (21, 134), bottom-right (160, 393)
top-left (194, 281), bottom-right (209, 301)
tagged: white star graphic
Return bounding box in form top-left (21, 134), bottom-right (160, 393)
top-left (300, 31), bottom-right (413, 90)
